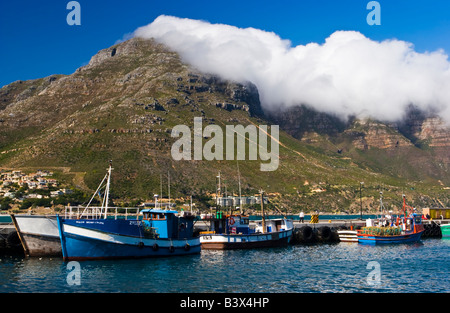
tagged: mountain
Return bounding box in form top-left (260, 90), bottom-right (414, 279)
top-left (1, 37), bottom-right (449, 212)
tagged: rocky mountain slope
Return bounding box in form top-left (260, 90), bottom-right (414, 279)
top-left (1, 38), bottom-right (449, 211)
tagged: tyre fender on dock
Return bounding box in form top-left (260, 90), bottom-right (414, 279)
top-left (294, 226), bottom-right (315, 243)
top-left (6, 231), bottom-right (21, 249)
top-left (318, 226), bottom-right (332, 242)
top-left (0, 234), bottom-right (6, 249)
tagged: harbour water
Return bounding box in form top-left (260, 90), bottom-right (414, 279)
top-left (1, 238), bottom-right (448, 293)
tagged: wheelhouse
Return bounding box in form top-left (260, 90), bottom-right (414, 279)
top-left (254, 218), bottom-right (293, 233)
top-left (140, 209), bottom-right (196, 239)
top-left (203, 215), bottom-right (251, 235)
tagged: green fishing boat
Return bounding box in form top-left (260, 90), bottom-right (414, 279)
top-left (440, 223), bottom-right (450, 238)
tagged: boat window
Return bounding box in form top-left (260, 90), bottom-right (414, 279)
top-left (414, 216), bottom-right (421, 224)
top-left (242, 219), bottom-right (249, 225)
top-left (145, 213), bottom-right (166, 220)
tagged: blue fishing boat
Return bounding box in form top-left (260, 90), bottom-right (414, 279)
top-left (357, 194), bottom-right (424, 244)
top-left (57, 162), bottom-right (200, 261)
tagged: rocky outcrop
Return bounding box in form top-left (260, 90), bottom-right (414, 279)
top-left (346, 119), bottom-right (413, 150)
top-left (415, 117), bottom-right (450, 148)
top-left (266, 104), bottom-right (347, 139)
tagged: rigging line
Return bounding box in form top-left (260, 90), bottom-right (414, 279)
top-left (81, 173), bottom-right (108, 217)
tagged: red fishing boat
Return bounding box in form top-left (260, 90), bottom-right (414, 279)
top-left (357, 194), bottom-right (424, 244)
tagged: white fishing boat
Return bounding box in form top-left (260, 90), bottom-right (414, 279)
top-left (200, 213), bottom-right (293, 249)
top-left (337, 229), bottom-right (358, 242)
top-left (11, 214), bottom-right (61, 257)
top-left (200, 181), bottom-right (293, 249)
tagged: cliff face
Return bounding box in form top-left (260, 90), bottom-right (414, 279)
top-left (345, 119), bottom-right (413, 150)
top-left (266, 105), bottom-right (347, 138)
top-left (416, 117), bottom-right (450, 147)
top-left (265, 102), bottom-right (450, 185)
top-left (266, 104), bottom-right (450, 152)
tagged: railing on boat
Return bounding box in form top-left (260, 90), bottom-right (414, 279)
top-left (63, 206), bottom-right (141, 220)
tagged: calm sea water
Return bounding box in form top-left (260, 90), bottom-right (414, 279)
top-left (1, 238), bottom-right (448, 293)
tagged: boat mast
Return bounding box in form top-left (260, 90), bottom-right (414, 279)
top-left (260, 189), bottom-right (266, 233)
top-left (218, 171), bottom-right (221, 198)
top-left (168, 171), bottom-right (171, 208)
top-left (402, 194), bottom-right (406, 218)
top-left (237, 160), bottom-right (243, 215)
top-left (379, 191), bottom-right (385, 214)
top-left (103, 161), bottom-right (113, 219)
top-left (216, 171), bottom-right (221, 215)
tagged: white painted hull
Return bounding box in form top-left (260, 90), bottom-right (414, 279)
top-left (337, 230), bottom-right (358, 242)
top-left (11, 215), bottom-right (61, 256)
top-left (200, 229), bottom-right (293, 249)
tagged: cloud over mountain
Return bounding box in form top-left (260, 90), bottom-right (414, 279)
top-left (134, 15), bottom-right (450, 124)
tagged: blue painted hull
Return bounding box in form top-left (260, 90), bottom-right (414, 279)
top-left (57, 216), bottom-right (201, 260)
top-left (357, 231), bottom-right (423, 245)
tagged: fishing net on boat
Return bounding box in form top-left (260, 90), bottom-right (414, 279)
top-left (361, 227), bottom-right (402, 236)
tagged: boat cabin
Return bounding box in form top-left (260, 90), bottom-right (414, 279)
top-left (362, 213), bottom-right (423, 236)
top-left (141, 209), bottom-right (195, 239)
top-left (254, 218), bottom-right (293, 233)
top-left (409, 213), bottom-right (424, 233)
top-left (206, 215), bottom-right (251, 235)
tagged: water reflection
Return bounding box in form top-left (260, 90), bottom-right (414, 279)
top-left (1, 239), bottom-right (448, 293)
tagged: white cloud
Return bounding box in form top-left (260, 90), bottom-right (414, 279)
top-left (134, 15), bottom-right (450, 124)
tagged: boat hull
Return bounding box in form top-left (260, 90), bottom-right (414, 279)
top-left (11, 214), bottom-right (61, 257)
top-left (441, 224), bottom-right (450, 238)
top-left (200, 229), bottom-right (293, 250)
top-left (357, 230), bottom-right (424, 244)
top-left (57, 216), bottom-right (200, 260)
top-left (337, 230), bottom-right (358, 242)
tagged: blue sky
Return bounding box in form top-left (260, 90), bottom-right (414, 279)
top-left (1, 0), bottom-right (449, 87)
